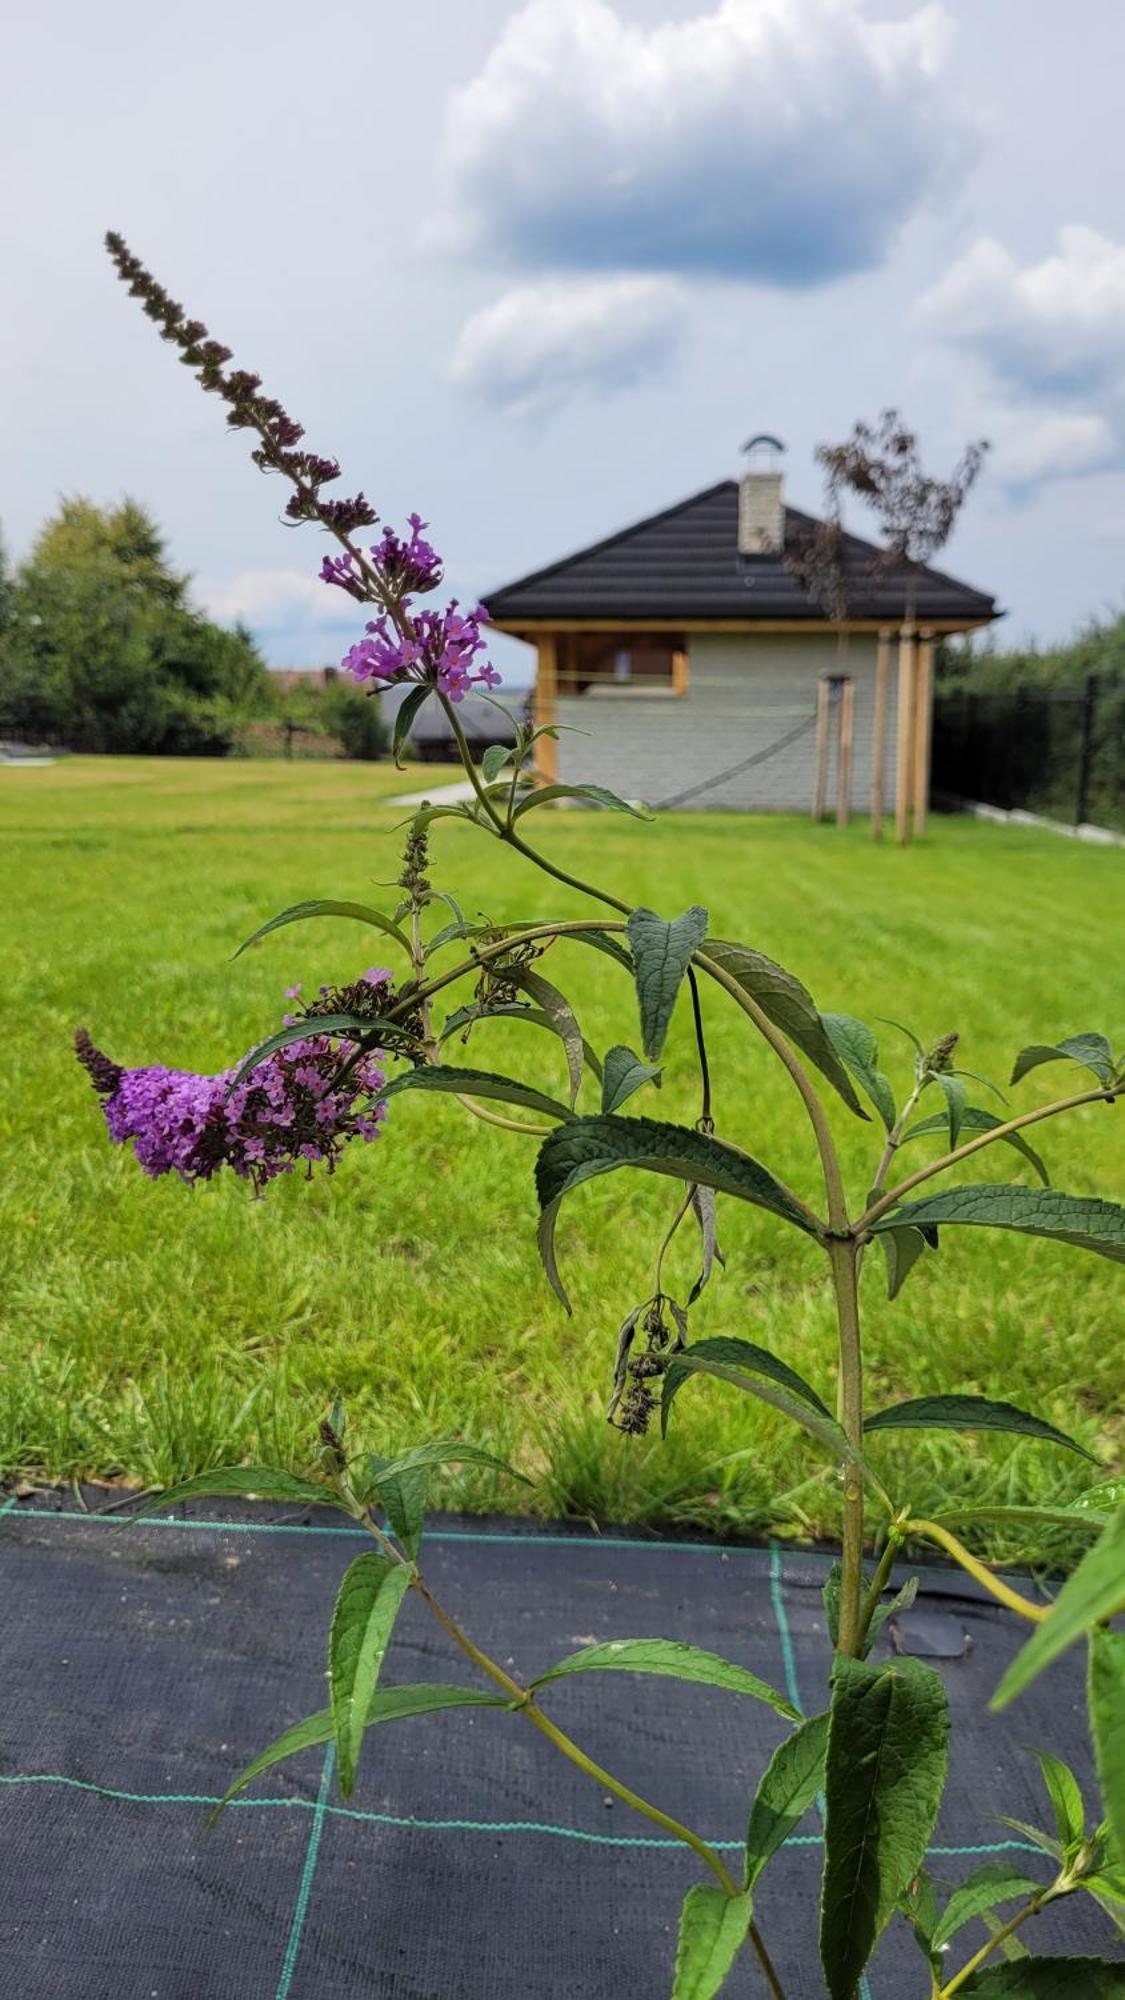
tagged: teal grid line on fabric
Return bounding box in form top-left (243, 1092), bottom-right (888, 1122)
top-left (1, 1504), bottom-right (780, 1558)
top-left (0, 1772), bottom-right (1047, 1863)
top-left (0, 1496), bottom-right (19, 1522)
top-left (274, 1742), bottom-right (334, 2000)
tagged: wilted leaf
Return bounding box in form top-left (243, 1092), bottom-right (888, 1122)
top-left (535, 1117), bottom-right (814, 1311)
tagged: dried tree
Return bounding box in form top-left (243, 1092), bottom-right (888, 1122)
top-left (816, 409), bottom-right (987, 624)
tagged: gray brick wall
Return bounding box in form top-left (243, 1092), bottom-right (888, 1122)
top-left (555, 632), bottom-right (902, 813)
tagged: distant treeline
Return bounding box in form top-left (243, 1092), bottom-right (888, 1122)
top-left (0, 499), bottom-right (386, 759)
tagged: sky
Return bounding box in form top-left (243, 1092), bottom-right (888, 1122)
top-left (3, 0), bottom-right (1125, 682)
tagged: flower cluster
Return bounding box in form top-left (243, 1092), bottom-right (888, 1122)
top-left (343, 602), bottom-right (501, 703)
top-left (75, 991), bottom-right (389, 1194)
top-left (321, 515), bottom-right (443, 602)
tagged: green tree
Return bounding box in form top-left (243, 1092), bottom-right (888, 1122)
top-left (0, 499), bottom-right (270, 753)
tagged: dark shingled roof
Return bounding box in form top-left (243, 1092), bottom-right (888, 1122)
top-left (484, 480), bottom-right (999, 627)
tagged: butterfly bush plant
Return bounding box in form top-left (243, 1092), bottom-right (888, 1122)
top-left (77, 236), bottom-right (1125, 2000)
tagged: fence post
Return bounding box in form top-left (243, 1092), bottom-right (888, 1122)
top-left (1076, 672), bottom-right (1099, 826)
top-left (812, 676), bottom-right (831, 821)
top-left (870, 627), bottom-right (892, 840)
top-left (836, 676), bottom-right (855, 828)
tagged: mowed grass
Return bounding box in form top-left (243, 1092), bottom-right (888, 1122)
top-left (1, 755), bottom-right (1121, 1559)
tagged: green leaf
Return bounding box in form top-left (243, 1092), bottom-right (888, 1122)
top-left (903, 1106), bottom-right (1050, 1185)
top-left (938, 1072), bottom-right (968, 1148)
top-left (931, 1504), bottom-right (1110, 1536)
top-left (370, 1457), bottom-right (429, 1558)
top-left (532, 1638), bottom-right (799, 1721)
top-left (535, 1116), bottom-right (814, 1311)
top-left (377, 1063), bottom-right (575, 1125)
top-left (687, 1184), bottom-right (724, 1305)
top-left (232, 1013), bottom-right (399, 1088)
top-left (370, 1438), bottom-right (531, 1490)
top-left (863, 1395), bottom-right (1093, 1460)
top-left (209, 1685), bottom-right (505, 1822)
top-left (744, 1712), bottom-right (829, 1887)
top-left (481, 743), bottom-right (513, 784)
top-left (1034, 1750), bottom-right (1086, 1848)
top-left (930, 1864), bottom-right (1047, 1951)
top-left (822, 1013), bottom-right (897, 1129)
top-left (1077, 1478), bottom-right (1125, 1515)
top-left (508, 967), bottom-right (587, 1108)
top-left (879, 1224), bottom-right (932, 1300)
top-left (440, 1000), bottom-right (603, 1085)
top-left (819, 1655), bottom-right (949, 2000)
top-left (626, 906), bottom-right (709, 1061)
top-left (661, 1339), bottom-right (882, 1492)
top-left (601, 1044), bottom-right (662, 1115)
top-left (702, 947), bottom-right (866, 1119)
top-left (1011, 1035), bottom-right (1116, 1088)
top-left (958, 1961), bottom-right (1125, 1996)
top-left (328, 1554), bottom-right (414, 1797)
top-left (393, 684), bottom-right (431, 764)
top-left (234, 898), bottom-right (410, 961)
top-left (513, 781), bottom-right (651, 821)
top-left (672, 1884), bottom-right (752, 2000)
top-left (872, 1185), bottom-right (1125, 1266)
top-left (993, 1511), bottom-right (1125, 1710)
top-left (137, 1466), bottom-right (345, 1517)
top-left (1090, 1630), bottom-right (1125, 1862)
top-left (865, 1576), bottom-right (919, 1655)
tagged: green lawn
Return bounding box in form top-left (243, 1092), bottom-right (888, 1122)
top-left (1, 755), bottom-right (1121, 1559)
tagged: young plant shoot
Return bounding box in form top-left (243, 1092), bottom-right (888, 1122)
top-left (75, 236), bottom-right (1125, 2000)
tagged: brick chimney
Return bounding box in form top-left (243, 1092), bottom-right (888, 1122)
top-left (738, 433), bottom-right (786, 555)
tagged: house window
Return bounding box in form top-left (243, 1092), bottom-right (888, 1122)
top-left (557, 633), bottom-right (689, 697)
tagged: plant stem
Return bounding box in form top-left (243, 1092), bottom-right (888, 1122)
top-left (346, 1503), bottom-right (747, 1904)
top-left (437, 695), bottom-right (508, 835)
top-left (857, 1087), bottom-right (1118, 1231)
top-left (687, 966), bottom-right (713, 1127)
top-left (828, 1238), bottom-right (866, 1657)
top-left (854, 1530), bottom-right (903, 1651)
top-left (870, 1078), bottom-right (927, 1198)
top-left (693, 950), bottom-right (846, 1231)
top-left (938, 1892), bottom-right (1049, 1995)
top-left (907, 1520), bottom-right (1048, 1623)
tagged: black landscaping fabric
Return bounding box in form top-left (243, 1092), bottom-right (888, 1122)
top-left (0, 1491), bottom-right (1119, 2000)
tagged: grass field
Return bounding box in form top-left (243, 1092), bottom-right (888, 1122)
top-left (2, 755), bottom-right (1121, 1558)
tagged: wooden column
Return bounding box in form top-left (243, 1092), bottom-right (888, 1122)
top-left (894, 625), bottom-right (917, 845)
top-left (534, 634), bottom-right (559, 785)
top-left (836, 678), bottom-right (855, 828)
top-left (870, 626), bottom-right (893, 841)
top-left (912, 628), bottom-right (935, 839)
top-left (812, 676), bottom-right (831, 821)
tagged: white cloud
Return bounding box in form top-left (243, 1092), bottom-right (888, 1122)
top-left (434, 0), bottom-right (968, 286)
top-left (918, 226), bottom-right (1125, 398)
top-left (200, 568), bottom-right (358, 633)
top-left (916, 226), bottom-right (1125, 483)
top-left (448, 276), bottom-right (687, 416)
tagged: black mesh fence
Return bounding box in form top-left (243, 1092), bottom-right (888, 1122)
top-left (932, 673), bottom-right (1125, 831)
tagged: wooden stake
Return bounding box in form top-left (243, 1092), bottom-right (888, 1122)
top-left (812, 676), bottom-right (831, 821)
top-left (870, 627), bottom-right (892, 840)
top-left (913, 629), bottom-right (935, 839)
top-left (894, 625), bottom-right (917, 845)
top-left (534, 634), bottom-right (559, 784)
top-left (836, 677), bottom-right (855, 828)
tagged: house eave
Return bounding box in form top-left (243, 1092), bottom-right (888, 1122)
top-left (491, 614), bottom-right (1000, 641)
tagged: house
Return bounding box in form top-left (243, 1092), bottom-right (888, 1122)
top-left (483, 440), bottom-right (999, 826)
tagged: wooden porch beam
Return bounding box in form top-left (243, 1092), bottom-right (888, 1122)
top-left (533, 635), bottom-right (559, 784)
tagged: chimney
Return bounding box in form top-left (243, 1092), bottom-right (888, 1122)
top-left (738, 433), bottom-right (786, 556)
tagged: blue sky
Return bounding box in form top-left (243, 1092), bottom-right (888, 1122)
top-left (3, 0), bottom-right (1125, 681)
